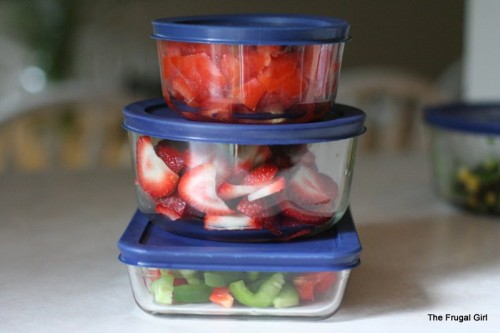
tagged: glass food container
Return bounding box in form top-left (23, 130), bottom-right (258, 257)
top-left (151, 14), bottom-right (350, 124)
top-left (123, 98), bottom-right (365, 241)
top-left (424, 102), bottom-right (500, 214)
top-left (117, 209), bottom-right (362, 318)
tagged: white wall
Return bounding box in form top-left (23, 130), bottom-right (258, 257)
top-left (464, 0), bottom-right (500, 101)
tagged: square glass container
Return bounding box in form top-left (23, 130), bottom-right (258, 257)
top-left (117, 209), bottom-right (361, 318)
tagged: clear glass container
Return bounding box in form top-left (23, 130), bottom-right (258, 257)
top-left (123, 99), bottom-right (365, 241)
top-left (425, 103), bottom-right (500, 214)
top-left (118, 209), bottom-right (361, 318)
top-left (152, 14), bottom-right (349, 124)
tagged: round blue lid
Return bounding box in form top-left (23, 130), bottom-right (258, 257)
top-left (424, 102), bottom-right (500, 136)
top-left (122, 99), bottom-right (365, 144)
top-left (151, 14), bottom-right (350, 45)
top-left (117, 209), bottom-right (361, 272)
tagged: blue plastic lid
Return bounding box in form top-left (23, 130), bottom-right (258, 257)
top-left (118, 209), bottom-right (362, 272)
top-left (122, 99), bottom-right (366, 144)
top-left (152, 14), bottom-right (350, 45)
top-left (424, 102), bottom-right (500, 136)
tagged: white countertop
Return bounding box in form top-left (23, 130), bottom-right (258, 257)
top-left (1, 152), bottom-right (499, 332)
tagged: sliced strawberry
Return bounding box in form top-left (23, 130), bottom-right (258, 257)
top-left (234, 145), bottom-right (272, 173)
top-left (287, 164), bottom-right (337, 205)
top-left (136, 136), bottom-right (179, 198)
top-left (280, 200), bottom-right (334, 225)
top-left (247, 176), bottom-right (285, 202)
top-left (204, 214), bottom-right (261, 230)
top-left (217, 163), bottom-right (280, 200)
top-left (178, 163), bottom-right (233, 215)
top-left (210, 287), bottom-right (234, 308)
top-left (242, 163), bottom-right (278, 185)
top-left (155, 195), bottom-right (187, 221)
top-left (154, 141), bottom-right (186, 174)
top-left (237, 196), bottom-right (280, 218)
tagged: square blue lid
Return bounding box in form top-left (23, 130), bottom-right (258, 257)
top-left (117, 209), bottom-right (362, 272)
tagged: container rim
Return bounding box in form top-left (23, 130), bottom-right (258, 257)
top-left (117, 209), bottom-right (362, 272)
top-left (122, 98), bottom-right (366, 144)
top-left (424, 102), bottom-right (500, 136)
top-left (151, 14), bottom-right (350, 45)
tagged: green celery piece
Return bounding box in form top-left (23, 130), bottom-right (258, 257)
top-left (173, 283), bottom-right (213, 303)
top-left (185, 276), bottom-right (202, 285)
top-left (229, 273), bottom-right (285, 308)
top-left (178, 269), bottom-right (199, 277)
top-left (150, 275), bottom-right (175, 304)
top-left (272, 284), bottom-right (300, 308)
top-left (204, 272), bottom-right (228, 287)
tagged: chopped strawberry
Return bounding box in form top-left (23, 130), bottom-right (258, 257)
top-left (234, 145), bottom-right (272, 173)
top-left (217, 183), bottom-right (260, 201)
top-left (280, 200), bottom-right (334, 225)
top-left (155, 195), bottom-right (187, 221)
top-left (136, 136), bottom-right (179, 198)
top-left (292, 276), bottom-right (315, 302)
top-left (204, 214), bottom-right (261, 230)
top-left (178, 163), bottom-right (233, 215)
top-left (154, 141), bottom-right (186, 174)
top-left (210, 287), bottom-right (234, 308)
top-left (287, 164), bottom-right (338, 205)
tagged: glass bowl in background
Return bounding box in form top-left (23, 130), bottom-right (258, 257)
top-left (424, 102), bottom-right (500, 214)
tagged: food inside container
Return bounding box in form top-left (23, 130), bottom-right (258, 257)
top-left (117, 209), bottom-right (361, 318)
top-left (151, 14), bottom-right (350, 124)
top-left (122, 99), bottom-right (365, 241)
top-left (424, 102), bottom-right (500, 214)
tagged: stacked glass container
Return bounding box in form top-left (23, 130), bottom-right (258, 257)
top-left (117, 14), bottom-right (366, 319)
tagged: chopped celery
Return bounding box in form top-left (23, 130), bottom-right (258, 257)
top-left (150, 275), bottom-right (175, 304)
top-left (229, 273), bottom-right (285, 308)
top-left (273, 284), bottom-right (300, 308)
top-left (173, 283), bottom-right (213, 303)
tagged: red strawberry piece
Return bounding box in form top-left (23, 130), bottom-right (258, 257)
top-left (247, 176), bottom-right (285, 202)
top-left (210, 287), bottom-right (234, 308)
top-left (312, 272), bottom-right (337, 293)
top-left (292, 275), bottom-right (316, 302)
top-left (256, 216), bottom-right (282, 236)
top-left (237, 196), bottom-right (280, 218)
top-left (204, 214), bottom-right (261, 230)
top-left (136, 136), bottom-right (179, 198)
top-left (217, 163), bottom-right (280, 200)
top-left (155, 195), bottom-right (187, 221)
top-left (178, 163), bottom-right (233, 215)
top-left (287, 164), bottom-right (337, 205)
top-left (154, 140), bottom-right (186, 174)
top-left (184, 142), bottom-right (215, 169)
top-left (242, 163), bottom-right (278, 185)
top-left (280, 200), bottom-right (334, 225)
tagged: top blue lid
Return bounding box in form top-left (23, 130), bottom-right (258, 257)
top-left (151, 14), bottom-right (350, 45)
top-left (118, 209), bottom-right (362, 272)
top-left (424, 102), bottom-right (500, 136)
top-left (122, 98), bottom-right (366, 144)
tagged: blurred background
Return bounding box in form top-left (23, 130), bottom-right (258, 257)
top-left (0, 0), bottom-right (473, 172)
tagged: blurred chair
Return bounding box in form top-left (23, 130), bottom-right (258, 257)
top-left (0, 80), bottom-right (136, 173)
top-left (336, 67), bottom-right (445, 152)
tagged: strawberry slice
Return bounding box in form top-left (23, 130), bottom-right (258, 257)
top-left (136, 136), bottom-right (179, 198)
top-left (209, 287), bottom-right (234, 308)
top-left (155, 195), bottom-right (187, 221)
top-left (287, 164), bottom-right (338, 205)
top-left (178, 163), bottom-right (233, 215)
top-left (247, 176), bottom-right (285, 202)
top-left (234, 145), bottom-right (272, 172)
top-left (217, 163), bottom-right (280, 200)
top-left (204, 214), bottom-right (261, 230)
top-left (280, 200), bottom-right (334, 225)
top-left (154, 141), bottom-right (186, 174)
top-left (237, 196), bottom-right (280, 218)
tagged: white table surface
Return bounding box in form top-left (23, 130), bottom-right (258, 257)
top-left (1, 152), bottom-right (499, 333)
